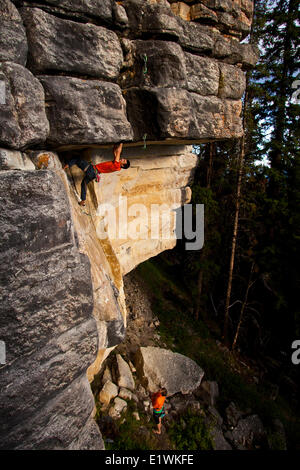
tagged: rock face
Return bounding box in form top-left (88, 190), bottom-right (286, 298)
top-left (0, 0), bottom-right (28, 65)
top-left (0, 148), bottom-right (35, 170)
top-left (23, 0), bottom-right (114, 22)
top-left (0, 62), bottom-right (49, 150)
top-left (0, 170), bottom-right (103, 449)
top-left (99, 381), bottom-right (119, 406)
top-left (40, 76), bottom-right (133, 147)
top-left (20, 7), bottom-right (123, 79)
top-left (82, 144), bottom-right (197, 274)
top-left (0, 0), bottom-right (258, 150)
top-left (0, 0), bottom-right (257, 451)
top-left (230, 415), bottom-right (267, 449)
top-left (117, 354), bottom-right (135, 391)
top-left (135, 346), bottom-right (205, 395)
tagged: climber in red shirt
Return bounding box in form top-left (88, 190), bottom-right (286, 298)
top-left (63, 143), bottom-right (130, 206)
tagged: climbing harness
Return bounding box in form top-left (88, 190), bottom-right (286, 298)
top-left (92, 164), bottom-right (101, 183)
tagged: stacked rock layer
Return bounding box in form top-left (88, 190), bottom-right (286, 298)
top-left (0, 0), bottom-right (257, 450)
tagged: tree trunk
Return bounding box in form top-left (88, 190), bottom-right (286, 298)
top-left (223, 133), bottom-right (246, 344)
top-left (232, 261), bottom-right (255, 350)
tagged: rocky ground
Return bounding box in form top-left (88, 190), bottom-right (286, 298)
top-left (92, 270), bottom-right (288, 451)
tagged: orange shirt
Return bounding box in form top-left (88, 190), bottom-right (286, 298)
top-left (151, 392), bottom-right (166, 411)
top-left (94, 160), bottom-right (121, 173)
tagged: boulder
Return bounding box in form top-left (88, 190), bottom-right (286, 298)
top-left (225, 402), bottom-right (243, 427)
top-left (108, 397), bottom-right (127, 420)
top-left (0, 0), bottom-right (28, 65)
top-left (0, 148), bottom-right (35, 171)
top-left (40, 76), bottom-right (133, 147)
top-left (118, 387), bottom-right (137, 401)
top-left (0, 62), bottom-right (49, 150)
top-left (169, 393), bottom-right (202, 414)
top-left (135, 347), bottom-right (205, 396)
top-left (230, 415), bottom-right (267, 449)
top-left (99, 380), bottom-right (118, 406)
top-left (116, 354), bottom-right (135, 391)
top-left (195, 380), bottom-right (219, 406)
top-left (20, 7), bottom-right (123, 79)
top-left (207, 405), bottom-right (223, 427)
top-left (102, 366), bottom-right (113, 385)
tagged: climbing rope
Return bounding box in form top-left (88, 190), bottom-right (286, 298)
top-left (143, 133), bottom-right (147, 149)
top-left (143, 54), bottom-right (148, 75)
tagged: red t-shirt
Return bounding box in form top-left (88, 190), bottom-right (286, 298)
top-left (94, 160), bottom-right (121, 173)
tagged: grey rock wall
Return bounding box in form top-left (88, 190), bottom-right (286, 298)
top-left (20, 7), bottom-right (123, 79)
top-left (0, 62), bottom-right (49, 149)
top-left (0, 0), bottom-right (28, 65)
top-left (0, 170), bottom-right (103, 449)
top-left (40, 76), bottom-right (133, 146)
top-left (0, 0), bottom-right (258, 150)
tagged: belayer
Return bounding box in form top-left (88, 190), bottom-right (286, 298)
top-left (151, 387), bottom-right (168, 435)
top-left (63, 143), bottom-right (130, 206)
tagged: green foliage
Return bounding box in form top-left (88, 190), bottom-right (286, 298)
top-left (168, 412), bottom-right (213, 451)
top-left (98, 400), bottom-right (158, 451)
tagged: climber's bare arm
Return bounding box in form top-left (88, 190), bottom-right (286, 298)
top-left (113, 143), bottom-right (123, 162)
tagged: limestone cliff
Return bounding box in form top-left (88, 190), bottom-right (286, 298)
top-left (0, 0), bottom-right (258, 449)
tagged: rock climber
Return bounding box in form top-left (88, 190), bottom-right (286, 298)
top-left (63, 143), bottom-right (130, 206)
top-left (151, 387), bottom-right (168, 435)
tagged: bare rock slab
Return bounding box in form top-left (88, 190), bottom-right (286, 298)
top-left (0, 148), bottom-right (35, 171)
top-left (0, 62), bottom-right (49, 150)
top-left (135, 347), bottom-right (205, 396)
top-left (99, 380), bottom-right (118, 406)
top-left (125, 87), bottom-right (243, 142)
top-left (124, 0), bottom-right (181, 39)
top-left (40, 76), bottom-right (133, 147)
top-left (117, 354), bottom-right (135, 391)
top-left (230, 414), bottom-right (267, 449)
top-left (20, 7), bottom-right (123, 79)
top-left (0, 0), bottom-right (28, 65)
top-left (109, 397), bottom-right (127, 420)
top-left (22, 0), bottom-right (113, 23)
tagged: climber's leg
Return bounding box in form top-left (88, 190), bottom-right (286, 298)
top-left (80, 166), bottom-right (96, 205)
